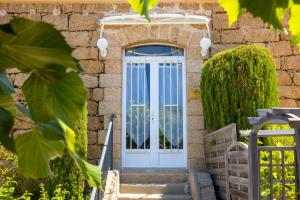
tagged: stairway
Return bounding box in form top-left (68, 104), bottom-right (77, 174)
top-left (118, 169), bottom-right (192, 200)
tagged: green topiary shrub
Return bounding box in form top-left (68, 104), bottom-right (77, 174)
top-left (201, 45), bottom-right (279, 138)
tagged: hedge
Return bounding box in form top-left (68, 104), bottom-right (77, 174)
top-left (200, 45), bottom-right (279, 137)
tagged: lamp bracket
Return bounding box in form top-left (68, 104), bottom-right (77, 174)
top-left (98, 13), bottom-right (211, 39)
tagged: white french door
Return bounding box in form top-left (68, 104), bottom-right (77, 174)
top-left (122, 46), bottom-right (187, 168)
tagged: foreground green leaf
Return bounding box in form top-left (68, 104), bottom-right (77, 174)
top-left (58, 120), bottom-right (101, 188)
top-left (0, 70), bottom-right (15, 116)
top-left (0, 17), bottom-right (98, 188)
top-left (128, 0), bottom-right (158, 21)
top-left (239, 0), bottom-right (288, 30)
top-left (0, 95), bottom-right (16, 116)
top-left (289, 3), bottom-right (300, 45)
top-left (219, 0), bottom-right (241, 26)
top-left (0, 18), bottom-right (77, 72)
top-left (16, 129), bottom-right (65, 178)
top-left (219, 0), bottom-right (300, 48)
top-left (57, 119), bottom-right (76, 152)
top-left (37, 120), bottom-right (65, 141)
top-left (23, 67), bottom-right (87, 129)
top-left (0, 107), bottom-right (15, 153)
top-left (0, 72), bottom-right (14, 95)
top-left (15, 102), bottom-right (30, 118)
top-left (0, 23), bottom-right (16, 35)
top-left (71, 153), bottom-right (101, 188)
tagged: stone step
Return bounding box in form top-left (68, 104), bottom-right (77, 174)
top-left (118, 194), bottom-right (192, 200)
top-left (120, 183), bottom-right (188, 195)
top-left (120, 169), bottom-right (188, 184)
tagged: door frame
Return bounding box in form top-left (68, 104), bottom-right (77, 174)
top-left (121, 45), bottom-right (187, 169)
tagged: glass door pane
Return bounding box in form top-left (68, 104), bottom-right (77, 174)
top-left (159, 62), bottom-right (183, 150)
top-left (126, 62), bottom-right (150, 149)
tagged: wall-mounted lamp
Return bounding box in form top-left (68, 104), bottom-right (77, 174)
top-left (200, 37), bottom-right (211, 57)
top-left (0, 9), bottom-right (7, 17)
top-left (97, 38), bottom-right (108, 58)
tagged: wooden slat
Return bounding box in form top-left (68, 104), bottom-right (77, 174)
top-left (258, 146), bottom-right (295, 151)
top-left (206, 155), bottom-right (224, 163)
top-left (228, 176), bottom-right (248, 187)
top-left (208, 141), bottom-right (233, 152)
top-left (272, 108), bottom-right (300, 116)
top-left (260, 163), bottom-right (296, 167)
top-left (257, 130), bottom-right (295, 137)
top-left (214, 179), bottom-right (226, 187)
top-left (248, 117), bottom-right (287, 125)
top-left (260, 179), bottom-right (295, 183)
top-left (240, 130), bottom-right (295, 137)
top-left (288, 117), bottom-right (300, 128)
top-left (248, 117), bottom-right (261, 125)
top-left (204, 123), bottom-right (236, 139)
top-left (230, 188), bottom-right (249, 199)
top-left (208, 168), bottom-right (225, 175)
top-left (228, 151), bottom-right (248, 160)
top-left (228, 164), bottom-right (248, 172)
top-left (257, 109), bottom-right (272, 117)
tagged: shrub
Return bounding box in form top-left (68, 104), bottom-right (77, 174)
top-left (0, 104), bottom-right (88, 199)
top-left (44, 103), bottom-right (88, 199)
top-left (0, 146), bottom-right (32, 199)
top-left (201, 45), bottom-right (279, 137)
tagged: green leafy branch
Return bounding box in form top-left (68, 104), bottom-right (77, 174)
top-left (0, 18), bottom-right (101, 188)
top-left (219, 0), bottom-right (300, 48)
top-left (128, 0), bottom-right (158, 21)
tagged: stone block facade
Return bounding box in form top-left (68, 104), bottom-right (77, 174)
top-left (1, 2), bottom-right (299, 170)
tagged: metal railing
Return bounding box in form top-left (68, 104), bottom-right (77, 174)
top-left (90, 114), bottom-right (115, 200)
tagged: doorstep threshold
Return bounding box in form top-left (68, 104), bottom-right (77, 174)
top-left (121, 168), bottom-right (187, 173)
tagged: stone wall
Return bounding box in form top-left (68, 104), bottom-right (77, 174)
top-left (189, 171), bottom-right (217, 200)
top-left (204, 3), bottom-right (300, 107)
top-left (1, 2), bottom-right (299, 169)
top-left (0, 3), bottom-right (208, 169)
top-left (103, 170), bottom-right (119, 200)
